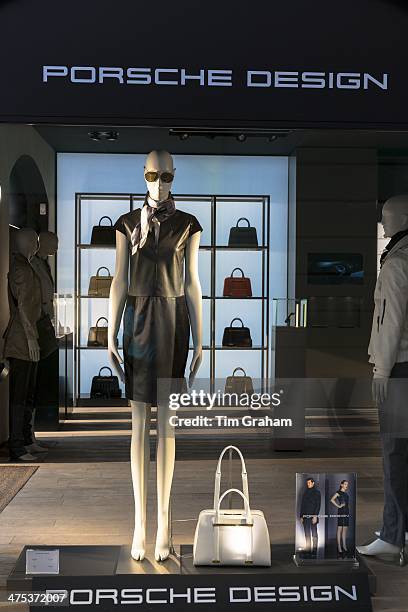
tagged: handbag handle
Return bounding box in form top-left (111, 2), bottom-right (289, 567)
top-left (95, 317), bottom-right (109, 328)
top-left (236, 217), bottom-right (250, 228)
top-left (232, 367), bottom-right (247, 377)
top-left (230, 268), bottom-right (245, 278)
top-left (96, 267), bottom-right (111, 277)
top-left (98, 366), bottom-right (113, 377)
top-left (215, 488), bottom-right (253, 524)
top-left (98, 216), bottom-right (113, 226)
top-left (213, 488), bottom-right (253, 564)
top-left (213, 445), bottom-right (249, 510)
top-left (230, 317), bottom-right (244, 328)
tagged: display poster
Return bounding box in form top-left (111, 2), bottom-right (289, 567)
top-left (295, 473), bottom-right (357, 564)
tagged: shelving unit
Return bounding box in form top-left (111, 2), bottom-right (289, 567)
top-left (74, 193), bottom-right (270, 406)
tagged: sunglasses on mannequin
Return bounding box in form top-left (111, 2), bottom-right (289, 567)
top-left (144, 171), bottom-right (174, 183)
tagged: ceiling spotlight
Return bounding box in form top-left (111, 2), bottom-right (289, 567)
top-left (179, 132), bottom-right (189, 141)
top-left (268, 135), bottom-right (277, 142)
top-left (88, 130), bottom-right (119, 142)
top-left (105, 131), bottom-right (119, 141)
top-left (236, 133), bottom-right (247, 142)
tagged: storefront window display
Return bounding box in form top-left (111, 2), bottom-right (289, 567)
top-left (2, 1), bottom-right (408, 611)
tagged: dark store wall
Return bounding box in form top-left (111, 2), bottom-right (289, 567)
top-left (294, 148), bottom-right (378, 379)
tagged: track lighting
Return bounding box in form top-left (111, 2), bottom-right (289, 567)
top-left (88, 130), bottom-right (119, 142)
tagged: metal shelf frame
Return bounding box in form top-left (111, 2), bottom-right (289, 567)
top-left (74, 193), bottom-right (270, 405)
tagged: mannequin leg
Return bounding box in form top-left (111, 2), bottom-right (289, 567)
top-left (337, 526), bottom-right (342, 553)
top-left (155, 401), bottom-right (175, 561)
top-left (130, 401), bottom-right (151, 561)
top-left (342, 526), bottom-right (348, 551)
top-left (8, 358), bottom-right (34, 459)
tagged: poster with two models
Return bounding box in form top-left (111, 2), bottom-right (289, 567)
top-left (295, 473), bottom-right (357, 566)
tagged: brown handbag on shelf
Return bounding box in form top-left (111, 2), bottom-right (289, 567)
top-left (223, 268), bottom-right (252, 298)
top-left (222, 318), bottom-right (252, 347)
top-left (224, 367), bottom-right (254, 396)
top-left (87, 317), bottom-right (109, 347)
top-left (90, 216), bottom-right (116, 246)
top-left (88, 267), bottom-right (113, 297)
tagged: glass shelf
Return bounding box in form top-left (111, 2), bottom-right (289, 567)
top-left (78, 346), bottom-right (123, 350)
top-left (78, 244), bottom-right (267, 251)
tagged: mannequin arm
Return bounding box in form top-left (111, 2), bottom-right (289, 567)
top-left (185, 232), bottom-right (203, 385)
top-left (372, 256), bottom-right (408, 403)
top-left (10, 265), bottom-right (40, 361)
top-left (108, 231), bottom-right (129, 382)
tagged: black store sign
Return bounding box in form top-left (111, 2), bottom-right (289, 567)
top-left (32, 573), bottom-right (372, 611)
top-left (0, 0), bottom-right (407, 128)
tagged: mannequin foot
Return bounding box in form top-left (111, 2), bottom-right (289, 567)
top-left (25, 443), bottom-right (48, 454)
top-left (155, 522), bottom-right (170, 562)
top-left (9, 453), bottom-right (37, 462)
top-left (131, 527), bottom-right (146, 561)
top-left (357, 538), bottom-right (400, 556)
top-left (375, 530), bottom-right (408, 543)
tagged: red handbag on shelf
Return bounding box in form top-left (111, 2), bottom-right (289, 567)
top-left (223, 268), bottom-right (252, 298)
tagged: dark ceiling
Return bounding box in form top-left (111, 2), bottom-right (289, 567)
top-left (33, 124), bottom-right (408, 157)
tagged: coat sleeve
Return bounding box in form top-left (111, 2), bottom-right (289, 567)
top-left (374, 256), bottom-right (408, 377)
top-left (10, 265), bottom-right (39, 343)
top-left (313, 490), bottom-right (321, 515)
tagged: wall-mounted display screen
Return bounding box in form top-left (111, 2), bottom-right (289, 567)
top-left (307, 253), bottom-right (364, 285)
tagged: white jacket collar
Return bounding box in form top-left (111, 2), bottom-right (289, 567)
top-left (386, 233), bottom-right (408, 259)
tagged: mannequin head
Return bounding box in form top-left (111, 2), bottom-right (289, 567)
top-left (144, 150), bottom-right (175, 203)
top-left (13, 228), bottom-right (38, 261)
top-left (381, 194), bottom-right (408, 238)
top-left (38, 231), bottom-right (59, 259)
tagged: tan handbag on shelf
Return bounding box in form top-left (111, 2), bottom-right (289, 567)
top-left (224, 367), bottom-right (254, 396)
top-left (88, 267), bottom-right (113, 297)
top-left (87, 317), bottom-right (109, 347)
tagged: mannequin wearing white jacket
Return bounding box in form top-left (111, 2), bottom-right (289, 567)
top-left (358, 194), bottom-right (408, 560)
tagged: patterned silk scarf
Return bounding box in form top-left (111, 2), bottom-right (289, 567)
top-left (130, 194), bottom-right (176, 255)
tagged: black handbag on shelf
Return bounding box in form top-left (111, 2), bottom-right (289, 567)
top-left (87, 317), bottom-right (109, 347)
top-left (90, 366), bottom-right (121, 400)
top-left (222, 317), bottom-right (252, 347)
top-left (228, 218), bottom-right (258, 247)
top-left (224, 367), bottom-right (254, 395)
top-left (91, 216), bottom-right (116, 246)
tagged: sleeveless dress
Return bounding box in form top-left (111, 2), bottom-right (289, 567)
top-left (337, 490), bottom-right (350, 527)
top-left (114, 206), bottom-right (202, 404)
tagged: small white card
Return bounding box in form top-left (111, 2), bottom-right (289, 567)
top-left (25, 549), bottom-right (60, 575)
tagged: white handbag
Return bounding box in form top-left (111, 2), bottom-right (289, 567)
top-left (193, 445), bottom-right (271, 566)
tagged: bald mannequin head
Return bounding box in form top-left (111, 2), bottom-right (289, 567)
top-left (38, 231), bottom-right (59, 259)
top-left (382, 194), bottom-right (408, 238)
top-left (144, 150), bottom-right (175, 202)
top-left (13, 228), bottom-right (38, 261)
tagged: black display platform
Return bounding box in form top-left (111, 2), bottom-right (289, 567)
top-left (8, 543), bottom-right (376, 594)
top-left (7, 546), bottom-right (121, 591)
top-left (180, 544), bottom-right (376, 594)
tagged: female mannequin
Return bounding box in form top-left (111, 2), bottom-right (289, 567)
top-left (108, 150), bottom-right (202, 561)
